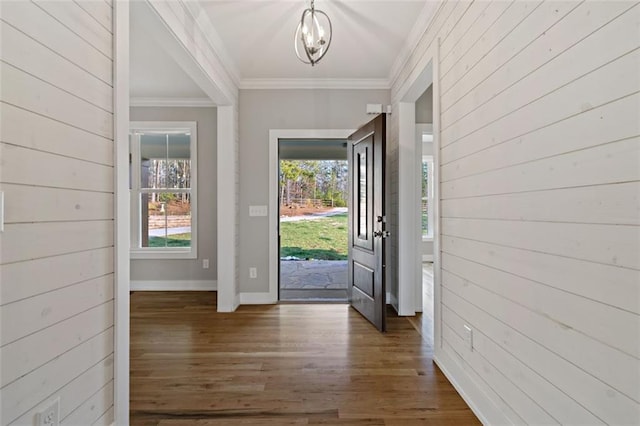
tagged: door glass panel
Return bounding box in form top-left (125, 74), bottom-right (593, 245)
top-left (358, 150), bottom-right (367, 238)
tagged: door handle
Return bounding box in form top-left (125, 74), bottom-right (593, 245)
top-left (373, 230), bottom-right (391, 238)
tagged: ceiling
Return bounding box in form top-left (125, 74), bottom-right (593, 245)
top-left (280, 139), bottom-right (347, 160)
top-left (199, 0), bottom-right (428, 81)
top-left (130, 13), bottom-right (208, 100)
top-left (130, 1), bottom-right (432, 100)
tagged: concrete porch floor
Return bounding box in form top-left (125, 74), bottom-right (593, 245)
top-left (279, 260), bottom-right (348, 301)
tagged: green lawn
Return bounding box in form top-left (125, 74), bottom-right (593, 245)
top-left (148, 233), bottom-right (191, 247)
top-left (280, 213), bottom-right (347, 260)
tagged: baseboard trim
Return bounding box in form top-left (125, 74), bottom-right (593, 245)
top-left (434, 348), bottom-right (508, 426)
top-left (217, 297), bottom-right (240, 312)
top-left (239, 292), bottom-right (277, 304)
top-left (130, 280), bottom-right (217, 291)
top-left (386, 291), bottom-right (398, 309)
top-left (422, 254), bottom-right (434, 262)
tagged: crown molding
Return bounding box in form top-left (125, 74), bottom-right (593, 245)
top-left (387, 0), bottom-right (441, 91)
top-left (130, 97), bottom-right (216, 107)
top-left (239, 78), bottom-right (391, 90)
top-left (144, 1), bottom-right (440, 93)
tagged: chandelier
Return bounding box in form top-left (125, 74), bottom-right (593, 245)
top-left (294, 0), bottom-right (332, 66)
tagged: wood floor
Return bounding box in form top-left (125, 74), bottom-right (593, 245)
top-left (130, 292), bottom-right (480, 425)
top-left (407, 263), bottom-right (435, 341)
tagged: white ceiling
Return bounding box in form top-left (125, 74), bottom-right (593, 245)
top-left (199, 0), bottom-right (428, 81)
top-left (130, 10), bottom-right (208, 100)
top-left (130, 0), bottom-right (432, 100)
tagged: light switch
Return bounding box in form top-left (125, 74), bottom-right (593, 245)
top-left (249, 205), bottom-right (268, 217)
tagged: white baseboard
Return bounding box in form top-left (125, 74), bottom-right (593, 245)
top-left (434, 348), bottom-right (509, 426)
top-left (239, 292), bottom-right (277, 304)
top-left (217, 296), bottom-right (240, 312)
top-left (422, 254), bottom-right (434, 262)
top-left (130, 280), bottom-right (217, 291)
top-left (386, 291), bottom-right (398, 309)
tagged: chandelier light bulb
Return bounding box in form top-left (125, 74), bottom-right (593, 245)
top-left (294, 0), bottom-right (332, 66)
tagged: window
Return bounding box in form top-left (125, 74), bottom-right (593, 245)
top-left (130, 122), bottom-right (197, 259)
top-left (422, 155), bottom-right (434, 240)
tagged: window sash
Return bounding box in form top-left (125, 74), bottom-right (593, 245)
top-left (138, 188), bottom-right (191, 194)
top-left (422, 156), bottom-right (434, 240)
top-left (130, 121), bottom-right (197, 259)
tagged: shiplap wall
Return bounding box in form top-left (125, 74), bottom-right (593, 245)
top-left (392, 1), bottom-right (640, 424)
top-left (0, 1), bottom-right (115, 425)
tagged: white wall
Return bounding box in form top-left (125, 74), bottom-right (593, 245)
top-left (0, 1), bottom-right (115, 425)
top-left (136, 0), bottom-right (240, 312)
top-left (130, 107), bottom-right (218, 289)
top-left (238, 89), bottom-right (390, 295)
top-left (392, 1), bottom-right (640, 424)
top-left (415, 85), bottom-right (433, 124)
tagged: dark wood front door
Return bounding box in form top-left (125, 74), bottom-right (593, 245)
top-left (348, 114), bottom-right (387, 332)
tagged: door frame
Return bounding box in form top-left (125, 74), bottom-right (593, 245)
top-left (395, 43), bottom-right (441, 342)
top-left (268, 129), bottom-right (355, 303)
top-left (113, 2), bottom-right (130, 423)
top-left (414, 122), bottom-right (434, 312)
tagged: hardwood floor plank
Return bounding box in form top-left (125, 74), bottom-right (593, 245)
top-left (157, 419), bottom-right (311, 426)
top-left (130, 292), bottom-right (480, 425)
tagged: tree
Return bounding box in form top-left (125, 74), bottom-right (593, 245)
top-left (279, 160), bottom-right (348, 207)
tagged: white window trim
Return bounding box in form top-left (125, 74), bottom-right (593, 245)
top-left (422, 155), bottom-right (434, 242)
top-left (129, 121), bottom-right (198, 259)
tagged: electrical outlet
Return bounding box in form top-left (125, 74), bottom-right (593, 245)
top-left (249, 267), bottom-right (257, 279)
top-left (37, 398), bottom-right (60, 426)
top-left (463, 324), bottom-right (473, 351)
top-left (202, 259), bottom-right (209, 269)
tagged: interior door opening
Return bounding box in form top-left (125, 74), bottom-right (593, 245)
top-left (278, 139), bottom-right (349, 302)
top-left (415, 84), bottom-right (435, 340)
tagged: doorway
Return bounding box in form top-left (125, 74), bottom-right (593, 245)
top-left (268, 129), bottom-right (355, 302)
top-left (278, 139), bottom-right (349, 302)
top-left (415, 84), bottom-right (436, 340)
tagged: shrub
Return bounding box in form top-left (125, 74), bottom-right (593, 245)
top-left (159, 193), bottom-right (176, 203)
